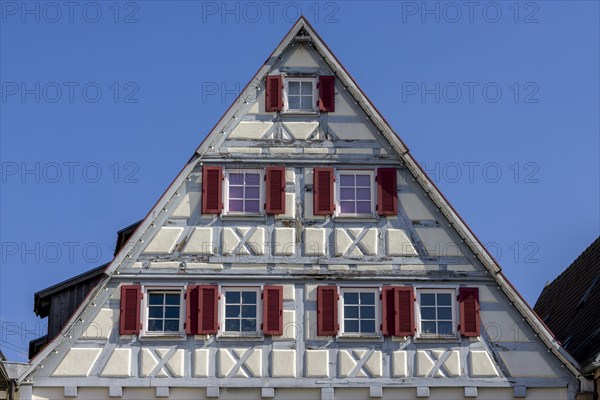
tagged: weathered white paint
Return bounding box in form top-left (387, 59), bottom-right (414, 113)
top-left (182, 227), bottom-right (215, 254)
top-left (171, 191), bottom-right (201, 219)
top-left (193, 349), bottom-right (209, 378)
top-left (387, 229), bottom-right (418, 256)
top-left (271, 350), bottom-right (296, 377)
top-left (499, 351), bottom-right (559, 378)
top-left (392, 351), bottom-right (409, 377)
top-left (51, 349), bottom-right (101, 377)
top-left (470, 350), bottom-right (499, 377)
top-left (80, 308), bottom-right (115, 340)
top-left (304, 228), bottom-right (326, 256)
top-left (274, 228), bottom-right (295, 256)
top-left (100, 349), bottom-right (131, 378)
top-left (305, 350), bottom-right (329, 378)
top-left (143, 227), bottom-right (184, 254)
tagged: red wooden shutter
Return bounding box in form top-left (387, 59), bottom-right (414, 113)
top-left (381, 286), bottom-right (396, 336)
top-left (265, 167), bottom-right (286, 214)
top-left (262, 285), bottom-right (283, 335)
top-left (396, 287), bottom-right (415, 336)
top-left (317, 286), bottom-right (338, 335)
top-left (313, 167), bottom-right (335, 215)
top-left (318, 76), bottom-right (335, 112)
top-left (265, 75), bottom-right (283, 112)
top-left (198, 285), bottom-right (219, 334)
top-left (185, 285), bottom-right (199, 335)
top-left (377, 168), bottom-right (398, 216)
top-left (459, 287), bottom-right (480, 337)
top-left (202, 166), bottom-right (223, 214)
top-left (119, 285), bottom-right (141, 335)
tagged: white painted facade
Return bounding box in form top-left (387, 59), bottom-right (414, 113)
top-left (17, 17), bottom-right (582, 400)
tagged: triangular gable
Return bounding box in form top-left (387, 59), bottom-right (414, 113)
top-left (19, 16), bottom-right (581, 382)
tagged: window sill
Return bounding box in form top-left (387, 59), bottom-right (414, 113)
top-left (414, 335), bottom-right (460, 343)
top-left (333, 216), bottom-right (379, 223)
top-left (281, 110), bottom-right (319, 115)
top-left (220, 214), bottom-right (267, 222)
top-left (139, 333), bottom-right (186, 341)
top-left (217, 334), bottom-right (265, 342)
top-left (337, 335), bottom-right (384, 343)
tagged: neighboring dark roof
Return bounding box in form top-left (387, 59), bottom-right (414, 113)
top-left (534, 236), bottom-right (600, 368)
top-left (114, 220), bottom-right (142, 256)
top-left (33, 263), bottom-right (108, 317)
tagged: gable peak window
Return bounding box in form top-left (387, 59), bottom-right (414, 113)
top-left (224, 169), bottom-right (264, 215)
top-left (284, 77), bottom-right (316, 112)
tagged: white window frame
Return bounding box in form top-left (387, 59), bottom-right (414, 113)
top-left (141, 286), bottom-right (185, 337)
top-left (219, 286), bottom-right (263, 338)
top-left (283, 76), bottom-right (317, 113)
top-left (223, 169), bottom-right (265, 216)
top-left (335, 170), bottom-right (377, 218)
top-left (415, 288), bottom-right (458, 339)
top-left (338, 287), bottom-right (381, 337)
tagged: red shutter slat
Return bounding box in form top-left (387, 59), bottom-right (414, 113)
top-left (396, 287), bottom-right (415, 336)
top-left (381, 286), bottom-right (396, 336)
top-left (199, 285), bottom-right (219, 334)
top-left (318, 76), bottom-right (335, 112)
top-left (313, 167), bottom-right (335, 215)
top-left (377, 168), bottom-right (398, 216)
top-left (202, 166), bottom-right (223, 214)
top-left (119, 285), bottom-right (141, 335)
top-left (459, 287), bottom-right (480, 337)
top-left (265, 75), bottom-right (283, 112)
top-left (317, 286), bottom-right (338, 335)
top-left (262, 285), bottom-right (283, 335)
top-left (185, 285), bottom-right (199, 335)
top-left (265, 167), bottom-right (286, 214)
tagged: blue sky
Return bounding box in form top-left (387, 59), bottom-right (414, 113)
top-left (0, 1), bottom-right (598, 361)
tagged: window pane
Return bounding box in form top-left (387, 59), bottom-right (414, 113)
top-left (356, 201), bottom-right (371, 214)
top-left (226, 305), bottom-right (240, 318)
top-left (300, 96), bottom-right (313, 110)
top-left (245, 186), bottom-right (259, 199)
top-left (437, 293), bottom-right (451, 306)
top-left (164, 320), bottom-right (179, 332)
top-left (242, 319), bottom-right (256, 332)
top-left (229, 186), bottom-right (244, 198)
top-left (288, 82), bottom-right (299, 95)
top-left (438, 307), bottom-right (452, 320)
top-left (148, 306), bottom-right (163, 319)
top-left (165, 306), bottom-right (179, 318)
top-left (242, 291), bottom-right (257, 304)
top-left (229, 199), bottom-right (244, 212)
top-left (340, 201), bottom-right (355, 214)
top-left (229, 173), bottom-right (244, 185)
top-left (422, 321), bottom-right (436, 334)
top-left (245, 173), bottom-right (260, 185)
top-left (340, 175), bottom-right (354, 186)
top-left (165, 294), bottom-right (179, 305)
top-left (360, 292), bottom-right (375, 305)
top-left (148, 319), bottom-right (163, 332)
top-left (226, 291), bottom-right (240, 304)
top-left (301, 81), bottom-right (312, 94)
top-left (345, 306), bottom-right (359, 318)
top-left (242, 305), bottom-right (256, 318)
top-left (148, 293), bottom-right (163, 305)
top-left (355, 175), bottom-right (371, 186)
top-left (361, 320), bottom-right (376, 333)
top-left (340, 188), bottom-right (355, 201)
top-left (421, 293), bottom-right (435, 306)
top-left (344, 292), bottom-right (359, 304)
top-left (225, 319), bottom-right (240, 332)
top-left (356, 188), bottom-right (371, 200)
top-left (245, 200), bottom-right (260, 212)
top-left (345, 319), bottom-right (359, 333)
top-left (421, 306), bottom-right (436, 320)
top-left (288, 96), bottom-right (300, 109)
top-left (438, 321), bottom-right (453, 335)
top-left (361, 305), bottom-right (375, 319)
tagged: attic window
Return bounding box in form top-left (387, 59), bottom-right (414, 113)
top-left (284, 77), bottom-right (316, 112)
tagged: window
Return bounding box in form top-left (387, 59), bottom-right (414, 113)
top-left (224, 169), bottom-right (264, 215)
top-left (221, 288), bottom-right (261, 336)
top-left (340, 288), bottom-right (380, 336)
top-left (145, 289), bottom-right (183, 335)
top-left (417, 289), bottom-right (457, 337)
top-left (284, 77), bottom-right (316, 112)
top-left (336, 170), bottom-right (376, 217)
